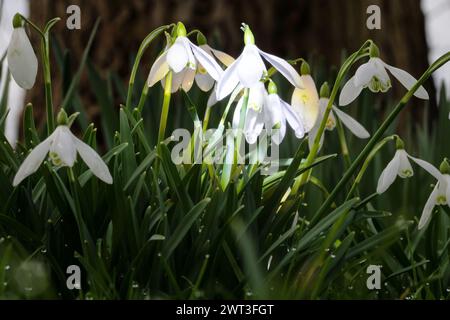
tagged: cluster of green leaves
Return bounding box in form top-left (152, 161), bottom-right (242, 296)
top-left (0, 23), bottom-right (449, 300)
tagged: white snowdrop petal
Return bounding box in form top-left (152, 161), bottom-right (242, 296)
top-left (209, 46), bottom-right (235, 67)
top-left (13, 135), bottom-right (53, 186)
top-left (50, 126), bottom-right (77, 167)
top-left (216, 56), bottom-right (241, 100)
top-left (237, 45), bottom-right (265, 88)
top-left (7, 28), bottom-right (38, 90)
top-left (232, 97), bottom-right (243, 130)
top-left (258, 48), bottom-right (302, 88)
top-left (332, 106), bottom-right (370, 139)
top-left (290, 76), bottom-right (319, 132)
top-left (74, 138), bottom-right (113, 184)
top-left (280, 99), bottom-right (305, 139)
top-left (166, 38), bottom-right (189, 73)
top-left (147, 51), bottom-right (169, 87)
top-left (181, 67), bottom-right (196, 92)
top-left (372, 58), bottom-right (390, 84)
top-left (408, 155), bottom-right (442, 181)
top-left (245, 108), bottom-right (264, 144)
top-left (354, 60), bottom-right (377, 87)
top-left (418, 184), bottom-right (439, 229)
top-left (339, 76), bottom-right (363, 106)
top-left (264, 94), bottom-right (286, 144)
top-left (376, 152), bottom-right (401, 194)
top-left (383, 62), bottom-right (429, 99)
top-left (195, 73), bottom-right (215, 92)
top-left (189, 40), bottom-right (223, 80)
top-left (207, 88), bottom-right (218, 108)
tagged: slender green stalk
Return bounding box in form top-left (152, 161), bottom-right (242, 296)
top-left (234, 88), bottom-right (249, 167)
top-left (290, 42), bottom-right (372, 195)
top-left (311, 51), bottom-right (450, 225)
top-left (41, 36), bottom-right (54, 134)
top-left (202, 106), bottom-right (212, 132)
top-left (136, 84), bottom-right (149, 114)
top-left (125, 24), bottom-right (173, 109)
top-left (336, 119), bottom-right (351, 168)
top-left (157, 72), bottom-right (173, 144)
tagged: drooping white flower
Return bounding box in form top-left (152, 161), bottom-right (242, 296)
top-left (147, 23), bottom-right (223, 93)
top-left (417, 159), bottom-right (450, 229)
top-left (308, 97), bottom-right (370, 151)
top-left (232, 81), bottom-right (304, 145)
top-left (291, 74), bottom-right (319, 132)
top-left (376, 149), bottom-right (414, 194)
top-left (216, 24), bottom-right (303, 101)
top-left (7, 24), bottom-right (38, 90)
top-left (196, 44), bottom-right (234, 92)
top-left (13, 122), bottom-right (113, 186)
top-left (339, 53), bottom-right (429, 106)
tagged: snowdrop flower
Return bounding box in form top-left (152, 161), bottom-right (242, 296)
top-left (308, 82), bottom-right (370, 150)
top-left (7, 14), bottom-right (37, 90)
top-left (418, 159), bottom-right (450, 229)
top-left (232, 81), bottom-right (304, 144)
top-left (376, 137), bottom-right (437, 195)
top-left (216, 24), bottom-right (303, 101)
top-left (339, 44), bottom-right (429, 106)
top-left (13, 110), bottom-right (113, 186)
top-left (147, 22), bottom-right (223, 93)
top-left (291, 62), bottom-right (319, 132)
top-left (193, 33), bottom-right (235, 108)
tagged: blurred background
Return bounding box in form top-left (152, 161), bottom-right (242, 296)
top-left (1, 0), bottom-right (450, 144)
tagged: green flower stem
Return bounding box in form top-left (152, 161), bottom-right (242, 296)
top-left (126, 24), bottom-right (173, 110)
top-left (41, 37), bottom-right (54, 134)
top-left (290, 42), bottom-right (372, 196)
top-left (202, 105), bottom-right (212, 132)
top-left (136, 84), bottom-right (149, 114)
top-left (311, 51), bottom-right (450, 226)
top-left (345, 135), bottom-right (396, 200)
top-left (336, 119), bottom-right (351, 169)
top-left (157, 71), bottom-right (173, 144)
top-left (234, 88), bottom-right (249, 168)
top-left (21, 15), bottom-right (58, 134)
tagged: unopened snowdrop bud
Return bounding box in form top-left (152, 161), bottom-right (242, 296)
top-left (7, 13), bottom-right (38, 90)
